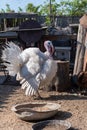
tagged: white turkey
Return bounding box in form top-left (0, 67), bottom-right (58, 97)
top-left (1, 41), bottom-right (57, 98)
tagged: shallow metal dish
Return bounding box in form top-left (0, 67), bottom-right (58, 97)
top-left (11, 102), bottom-right (61, 121)
top-left (32, 120), bottom-right (71, 130)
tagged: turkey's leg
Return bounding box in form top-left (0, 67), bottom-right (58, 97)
top-left (33, 90), bottom-right (43, 100)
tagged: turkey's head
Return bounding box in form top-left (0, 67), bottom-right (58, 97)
top-left (44, 40), bottom-right (54, 57)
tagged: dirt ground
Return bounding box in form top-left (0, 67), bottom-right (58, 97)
top-left (0, 84), bottom-right (87, 130)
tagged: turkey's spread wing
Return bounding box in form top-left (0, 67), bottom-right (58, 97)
top-left (20, 76), bottom-right (40, 96)
top-left (19, 47), bottom-right (46, 65)
top-left (37, 59), bottom-right (57, 87)
top-left (19, 51), bottom-right (44, 79)
top-left (17, 59), bottom-right (43, 96)
top-left (18, 52), bottom-right (46, 96)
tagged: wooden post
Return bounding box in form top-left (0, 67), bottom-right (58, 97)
top-left (3, 18), bottom-right (8, 43)
top-left (45, 60), bottom-right (70, 92)
top-left (83, 33), bottom-right (87, 71)
top-left (55, 60), bottom-right (70, 92)
top-left (3, 18), bottom-right (7, 31)
top-left (51, 60), bottom-right (70, 92)
top-left (83, 50), bottom-right (87, 71)
top-left (73, 14), bottom-right (87, 76)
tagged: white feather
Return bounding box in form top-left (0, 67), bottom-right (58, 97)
top-left (2, 42), bottom-right (22, 76)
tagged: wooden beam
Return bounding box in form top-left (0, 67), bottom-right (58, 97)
top-left (73, 15), bottom-right (87, 76)
top-left (0, 26), bottom-right (47, 32)
top-left (0, 13), bottom-right (38, 19)
top-left (83, 33), bottom-right (87, 71)
top-left (55, 60), bottom-right (70, 92)
top-left (0, 32), bottom-right (17, 38)
top-left (80, 14), bottom-right (87, 28)
top-left (42, 34), bottom-right (77, 41)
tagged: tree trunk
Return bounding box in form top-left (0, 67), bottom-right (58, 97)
top-left (55, 60), bottom-right (70, 92)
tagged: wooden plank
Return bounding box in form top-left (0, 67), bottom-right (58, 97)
top-left (83, 33), bottom-right (87, 71)
top-left (73, 24), bottom-right (86, 75)
top-left (69, 23), bottom-right (79, 27)
top-left (42, 34), bottom-right (77, 41)
top-left (0, 26), bottom-right (47, 32)
top-left (0, 13), bottom-right (38, 19)
top-left (3, 19), bottom-right (7, 31)
top-left (83, 49), bottom-right (87, 71)
top-left (76, 44), bottom-right (85, 73)
top-left (0, 31), bottom-right (17, 38)
top-left (80, 14), bottom-right (87, 28)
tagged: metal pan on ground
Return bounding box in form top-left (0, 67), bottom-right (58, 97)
top-left (32, 120), bottom-right (71, 130)
top-left (11, 102), bottom-right (61, 121)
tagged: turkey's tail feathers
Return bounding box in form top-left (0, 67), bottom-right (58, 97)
top-left (2, 42), bottom-right (22, 76)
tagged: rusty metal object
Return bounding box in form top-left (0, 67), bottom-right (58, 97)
top-left (18, 20), bottom-right (46, 44)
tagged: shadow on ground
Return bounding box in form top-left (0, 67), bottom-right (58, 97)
top-left (0, 76), bottom-right (20, 109)
top-left (42, 93), bottom-right (87, 101)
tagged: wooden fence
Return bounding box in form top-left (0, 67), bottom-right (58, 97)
top-left (38, 15), bottom-right (81, 27)
top-left (0, 13), bottom-right (81, 31)
top-left (0, 13), bottom-right (79, 63)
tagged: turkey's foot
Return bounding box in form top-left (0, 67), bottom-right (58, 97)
top-left (33, 91), bottom-right (43, 100)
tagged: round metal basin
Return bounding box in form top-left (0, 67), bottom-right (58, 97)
top-left (11, 102), bottom-right (61, 121)
top-left (32, 120), bottom-right (71, 130)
